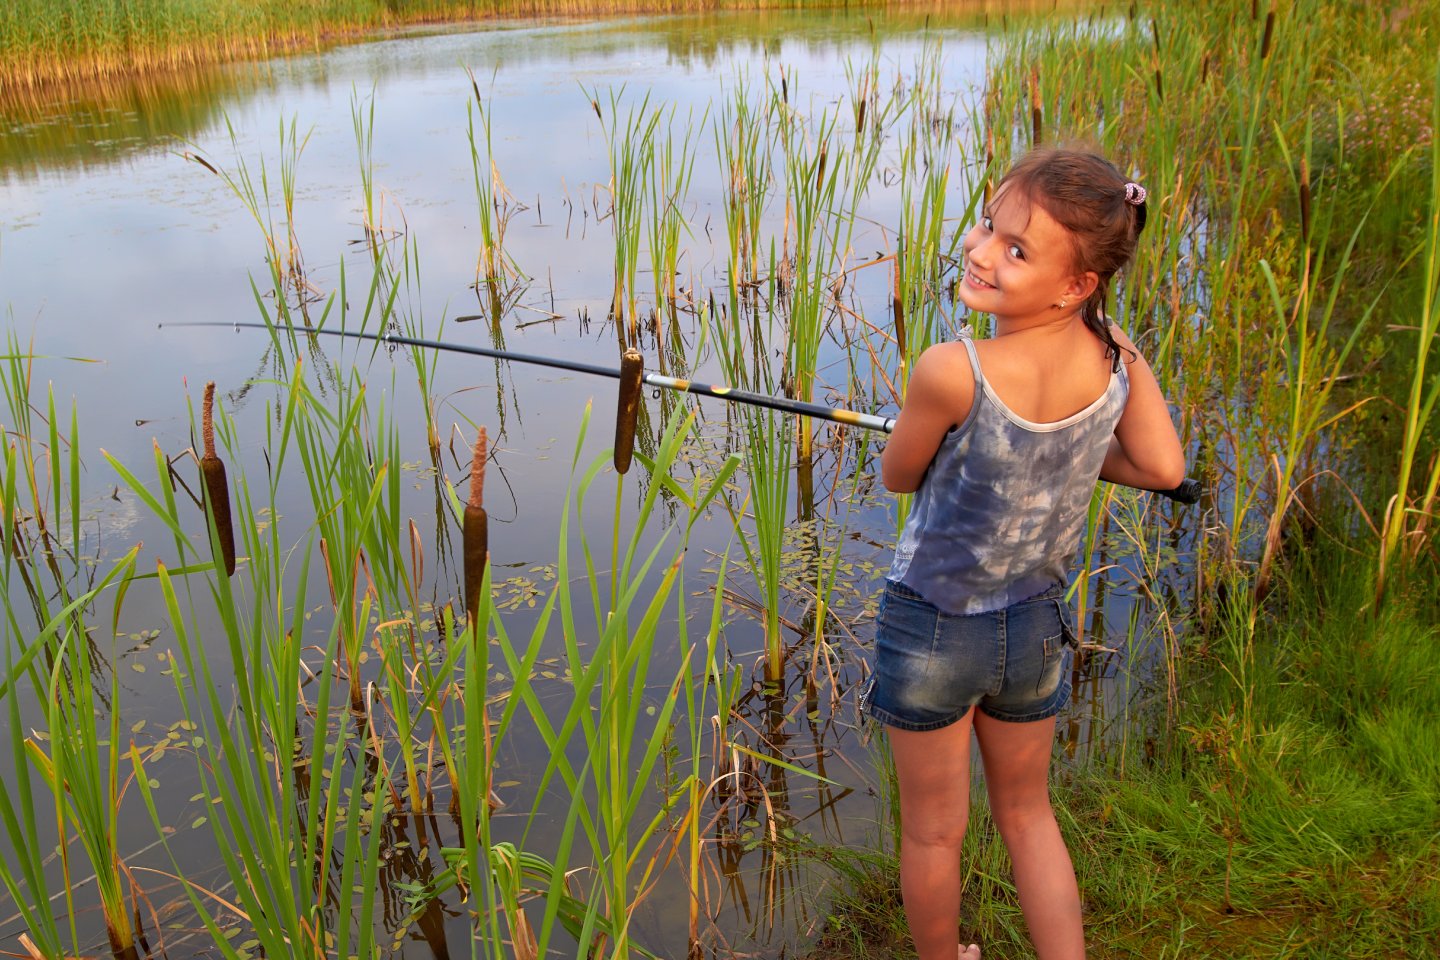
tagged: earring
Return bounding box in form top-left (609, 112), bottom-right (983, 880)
top-left (1058, 299), bottom-right (1067, 309)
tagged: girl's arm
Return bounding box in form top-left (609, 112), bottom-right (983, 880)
top-left (1101, 325), bottom-right (1186, 491)
top-left (881, 343), bottom-right (975, 493)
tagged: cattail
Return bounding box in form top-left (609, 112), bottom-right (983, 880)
top-left (814, 139), bottom-right (828, 195)
top-left (614, 348), bottom-right (644, 475)
top-left (1299, 157), bottom-right (1311, 246)
top-left (984, 126), bottom-right (995, 205)
top-left (200, 382), bottom-right (235, 577)
top-left (1029, 70), bottom-right (1042, 146)
top-left (1154, 68), bottom-right (1164, 102)
top-left (1260, 11), bottom-right (1275, 59)
top-left (463, 428), bottom-right (488, 630)
top-left (892, 250), bottom-right (907, 361)
top-left (855, 72), bottom-right (869, 137)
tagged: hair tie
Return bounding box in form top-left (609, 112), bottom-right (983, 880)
top-left (1123, 182), bottom-right (1147, 206)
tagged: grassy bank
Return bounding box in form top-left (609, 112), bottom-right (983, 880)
top-left (807, 549), bottom-right (1440, 958)
top-left (0, 0), bottom-right (1022, 91)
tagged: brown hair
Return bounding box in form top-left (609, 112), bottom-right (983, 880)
top-left (993, 146), bottom-right (1148, 372)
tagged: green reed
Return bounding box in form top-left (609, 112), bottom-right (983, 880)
top-left (185, 115), bottom-right (314, 318)
top-left (891, 47), bottom-right (973, 399)
top-left (646, 108), bottom-right (703, 326)
top-left (0, 348), bottom-right (145, 960)
top-left (467, 76), bottom-right (524, 319)
top-left (352, 88), bottom-right (386, 259)
top-left (111, 370), bottom-right (378, 958)
top-left (596, 88), bottom-right (661, 345)
top-left (714, 76), bottom-right (774, 335)
top-left (1379, 59), bottom-right (1440, 602)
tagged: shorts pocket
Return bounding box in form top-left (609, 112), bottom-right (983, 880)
top-left (883, 579), bottom-right (930, 605)
top-left (1050, 599), bottom-right (1078, 652)
top-left (1033, 601), bottom-right (1075, 697)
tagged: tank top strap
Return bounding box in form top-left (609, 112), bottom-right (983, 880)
top-left (955, 332), bottom-right (984, 386)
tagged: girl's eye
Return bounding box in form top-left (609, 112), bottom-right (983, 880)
top-left (981, 216), bottom-right (993, 230)
top-left (1007, 244), bottom-right (1025, 259)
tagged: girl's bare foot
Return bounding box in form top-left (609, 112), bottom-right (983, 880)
top-left (959, 946), bottom-right (980, 960)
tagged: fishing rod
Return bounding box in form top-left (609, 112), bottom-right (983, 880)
top-left (164, 321), bottom-right (1201, 504)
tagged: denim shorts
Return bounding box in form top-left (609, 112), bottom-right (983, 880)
top-left (860, 580), bottom-right (1076, 730)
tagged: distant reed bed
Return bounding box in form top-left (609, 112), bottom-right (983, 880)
top-left (0, 0), bottom-right (1020, 93)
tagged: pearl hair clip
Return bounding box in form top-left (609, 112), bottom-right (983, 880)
top-left (1123, 182), bottom-right (1147, 206)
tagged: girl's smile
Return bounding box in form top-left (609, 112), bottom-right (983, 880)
top-left (963, 268), bottom-right (997, 290)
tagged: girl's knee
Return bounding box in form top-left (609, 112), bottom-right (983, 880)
top-left (901, 814), bottom-right (971, 851)
top-left (989, 796), bottom-right (1056, 837)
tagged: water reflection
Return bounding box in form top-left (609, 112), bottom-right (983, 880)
top-left (0, 67), bottom-right (268, 181)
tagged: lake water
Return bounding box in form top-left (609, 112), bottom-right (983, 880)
top-left (0, 8), bottom-right (1185, 957)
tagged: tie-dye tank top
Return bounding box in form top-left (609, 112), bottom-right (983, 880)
top-left (888, 333), bottom-right (1129, 615)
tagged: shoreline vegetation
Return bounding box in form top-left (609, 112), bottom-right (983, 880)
top-left (0, 0), bottom-right (1061, 93)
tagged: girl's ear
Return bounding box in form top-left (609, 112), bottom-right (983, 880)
top-left (1066, 271), bottom-right (1100, 303)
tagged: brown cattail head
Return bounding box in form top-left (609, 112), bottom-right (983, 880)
top-left (463, 427), bottom-right (489, 631)
top-left (815, 139), bottom-right (829, 195)
top-left (614, 349), bottom-right (644, 475)
top-left (984, 127), bottom-right (995, 205)
top-left (200, 381), bottom-right (235, 577)
top-left (1260, 10), bottom-right (1275, 59)
top-left (892, 251), bottom-right (907, 360)
top-left (1029, 73), bottom-right (1043, 146)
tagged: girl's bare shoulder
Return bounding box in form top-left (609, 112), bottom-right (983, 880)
top-left (916, 340), bottom-right (978, 390)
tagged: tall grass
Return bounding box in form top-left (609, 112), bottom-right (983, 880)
top-left (597, 88), bottom-right (661, 346)
top-left (1378, 59), bottom-right (1440, 602)
top-left (0, 346), bottom-right (144, 960)
top-left (647, 108), bottom-right (703, 330)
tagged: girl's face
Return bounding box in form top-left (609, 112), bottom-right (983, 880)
top-left (959, 188), bottom-right (1097, 327)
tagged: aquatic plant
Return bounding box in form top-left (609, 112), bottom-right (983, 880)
top-left (1378, 61), bottom-right (1440, 603)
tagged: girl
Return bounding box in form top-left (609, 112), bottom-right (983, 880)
top-left (864, 147), bottom-right (1185, 960)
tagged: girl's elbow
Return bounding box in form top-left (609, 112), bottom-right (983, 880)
top-left (881, 464), bottom-right (921, 494)
top-left (1155, 457), bottom-right (1187, 491)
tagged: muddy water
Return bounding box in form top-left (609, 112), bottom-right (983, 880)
top-left (0, 9), bottom-right (1183, 958)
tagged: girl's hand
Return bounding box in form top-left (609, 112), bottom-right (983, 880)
top-left (1100, 325), bottom-right (1186, 491)
top-left (881, 343), bottom-right (976, 493)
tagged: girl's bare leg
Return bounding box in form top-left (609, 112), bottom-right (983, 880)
top-left (972, 712), bottom-right (1084, 960)
top-left (887, 709), bottom-right (978, 960)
